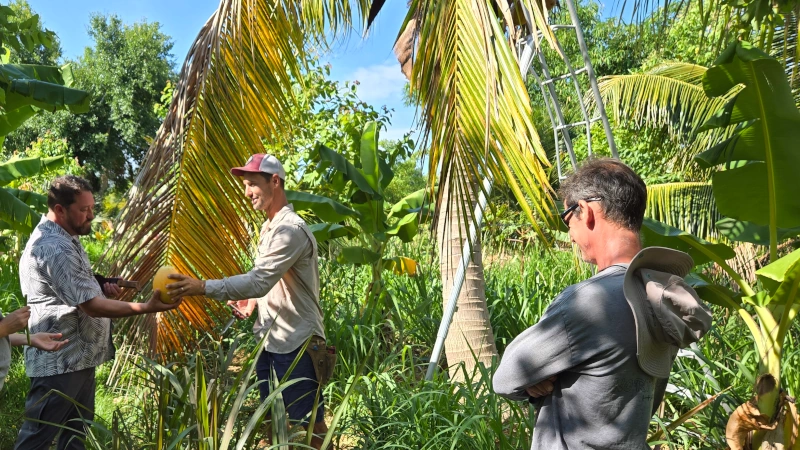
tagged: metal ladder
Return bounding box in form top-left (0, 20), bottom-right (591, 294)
top-left (517, 0), bottom-right (618, 179)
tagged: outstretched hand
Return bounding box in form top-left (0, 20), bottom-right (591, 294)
top-left (146, 290), bottom-right (183, 313)
top-left (166, 274), bottom-right (205, 300)
top-left (30, 332), bottom-right (69, 352)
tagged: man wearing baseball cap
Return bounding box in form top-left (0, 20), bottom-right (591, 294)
top-left (493, 158), bottom-right (712, 450)
top-left (167, 154), bottom-right (329, 448)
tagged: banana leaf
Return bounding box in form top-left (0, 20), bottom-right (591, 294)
top-left (0, 155), bottom-right (65, 186)
top-left (383, 256), bottom-right (418, 276)
top-left (716, 217), bottom-right (800, 246)
top-left (3, 187), bottom-right (48, 212)
top-left (0, 63), bottom-right (90, 113)
top-left (0, 187), bottom-right (41, 233)
top-left (285, 190), bottom-right (359, 223)
top-left (696, 41), bottom-right (800, 230)
top-left (641, 217), bottom-right (736, 266)
top-left (359, 121), bottom-right (381, 192)
top-left (756, 248), bottom-right (800, 295)
top-left (315, 144), bottom-right (379, 200)
top-left (389, 188), bottom-right (432, 220)
top-left (336, 246), bottom-right (381, 265)
top-left (307, 222), bottom-right (357, 243)
top-left (386, 212), bottom-right (418, 243)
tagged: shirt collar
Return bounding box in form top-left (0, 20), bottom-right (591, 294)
top-left (39, 216), bottom-right (79, 244)
top-left (264, 204), bottom-right (295, 232)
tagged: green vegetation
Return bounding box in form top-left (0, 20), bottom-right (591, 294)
top-left (0, 0), bottom-right (798, 448)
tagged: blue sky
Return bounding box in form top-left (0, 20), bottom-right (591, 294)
top-left (27, 0), bottom-right (418, 141)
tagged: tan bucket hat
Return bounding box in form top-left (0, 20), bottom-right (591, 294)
top-left (623, 247), bottom-right (713, 378)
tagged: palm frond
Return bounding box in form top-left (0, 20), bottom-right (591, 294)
top-left (647, 62), bottom-right (709, 85)
top-left (771, 5), bottom-right (800, 106)
top-left (98, 0), bottom-right (349, 371)
top-left (588, 62), bottom-right (738, 170)
top-left (413, 0), bottom-right (557, 245)
top-left (645, 182), bottom-right (721, 242)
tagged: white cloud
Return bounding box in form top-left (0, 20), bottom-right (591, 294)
top-left (346, 60), bottom-right (408, 104)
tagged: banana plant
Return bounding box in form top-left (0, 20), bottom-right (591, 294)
top-left (0, 26), bottom-right (90, 235)
top-left (642, 41), bottom-right (800, 448)
top-left (0, 154), bottom-right (66, 233)
top-left (285, 121), bottom-right (432, 311)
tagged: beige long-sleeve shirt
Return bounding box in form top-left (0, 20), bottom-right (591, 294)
top-left (205, 204), bottom-right (325, 353)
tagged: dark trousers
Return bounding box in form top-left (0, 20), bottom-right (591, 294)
top-left (255, 345), bottom-right (325, 426)
top-left (14, 367), bottom-right (96, 450)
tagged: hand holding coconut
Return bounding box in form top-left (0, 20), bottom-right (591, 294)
top-left (164, 273), bottom-right (206, 301)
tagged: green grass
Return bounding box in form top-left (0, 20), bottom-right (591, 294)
top-left (0, 234), bottom-right (798, 448)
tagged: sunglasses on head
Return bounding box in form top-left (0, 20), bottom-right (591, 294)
top-left (560, 197), bottom-right (602, 226)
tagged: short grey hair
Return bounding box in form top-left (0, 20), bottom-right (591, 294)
top-left (558, 158), bottom-right (647, 231)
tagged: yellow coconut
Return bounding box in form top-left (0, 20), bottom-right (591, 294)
top-left (153, 266), bottom-right (180, 303)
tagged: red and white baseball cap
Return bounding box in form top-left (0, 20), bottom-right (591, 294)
top-left (230, 154), bottom-right (286, 180)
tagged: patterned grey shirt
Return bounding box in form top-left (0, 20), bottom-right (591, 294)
top-left (19, 216), bottom-right (113, 377)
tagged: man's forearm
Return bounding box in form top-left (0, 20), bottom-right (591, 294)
top-left (79, 297), bottom-right (151, 318)
top-left (9, 334), bottom-right (28, 347)
top-left (205, 273), bottom-right (277, 301)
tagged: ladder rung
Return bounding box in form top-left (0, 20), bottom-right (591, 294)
top-left (540, 67), bottom-right (587, 85)
top-left (554, 116), bottom-right (603, 131)
top-left (555, 121), bottom-right (587, 131)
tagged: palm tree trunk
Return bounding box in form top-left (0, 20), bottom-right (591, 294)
top-left (436, 166), bottom-right (497, 383)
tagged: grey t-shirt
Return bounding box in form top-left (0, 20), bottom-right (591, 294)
top-left (0, 311), bottom-right (11, 391)
top-left (493, 264), bottom-right (667, 450)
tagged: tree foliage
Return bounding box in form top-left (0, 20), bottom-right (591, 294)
top-left (0, 0), bottom-right (60, 65)
top-left (5, 14), bottom-right (176, 191)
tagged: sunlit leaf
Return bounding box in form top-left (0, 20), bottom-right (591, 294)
top-left (382, 256), bottom-right (418, 276)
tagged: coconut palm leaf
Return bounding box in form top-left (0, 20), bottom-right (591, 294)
top-left (646, 182), bottom-right (721, 242)
top-left (771, 5), bottom-right (800, 106)
top-left (98, 0), bottom-right (368, 369)
top-left (411, 0), bottom-right (558, 242)
top-left (589, 62), bottom-right (739, 170)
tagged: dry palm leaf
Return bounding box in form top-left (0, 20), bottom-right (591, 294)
top-left (96, 0), bottom-right (368, 377)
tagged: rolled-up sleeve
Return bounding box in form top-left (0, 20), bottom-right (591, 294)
top-left (205, 224), bottom-right (307, 301)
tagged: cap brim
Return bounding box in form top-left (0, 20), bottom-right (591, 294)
top-left (623, 272), bottom-right (676, 378)
top-left (230, 166), bottom-right (261, 176)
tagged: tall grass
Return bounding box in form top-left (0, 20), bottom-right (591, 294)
top-left (1, 234), bottom-right (799, 448)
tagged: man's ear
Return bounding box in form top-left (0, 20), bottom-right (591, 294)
top-left (52, 204), bottom-right (65, 217)
top-left (581, 200), bottom-right (596, 229)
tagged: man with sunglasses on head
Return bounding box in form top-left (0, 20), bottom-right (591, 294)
top-left (493, 158), bottom-right (711, 449)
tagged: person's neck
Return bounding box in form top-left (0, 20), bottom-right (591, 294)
top-left (267, 195), bottom-right (289, 221)
top-left (593, 228), bottom-right (642, 272)
top-left (45, 211), bottom-right (76, 236)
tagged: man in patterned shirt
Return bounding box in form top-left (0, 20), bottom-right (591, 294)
top-left (15, 175), bottom-right (182, 450)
